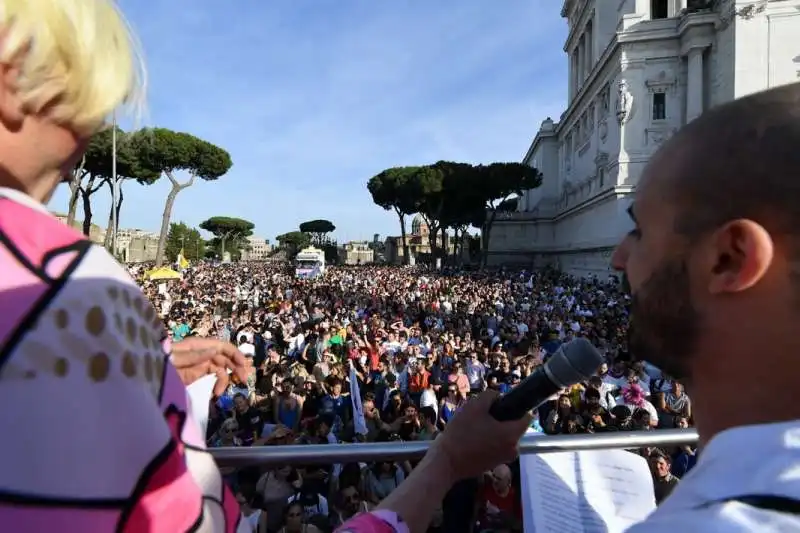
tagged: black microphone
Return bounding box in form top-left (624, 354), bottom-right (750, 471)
top-left (489, 337), bottom-right (604, 421)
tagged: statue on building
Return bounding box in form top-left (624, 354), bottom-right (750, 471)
top-left (616, 79), bottom-right (633, 124)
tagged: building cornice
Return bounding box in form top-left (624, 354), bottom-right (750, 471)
top-left (556, 36), bottom-right (619, 134)
top-left (556, 10), bottom-right (717, 134)
top-left (560, 0), bottom-right (577, 18)
top-left (563, 1), bottom-right (594, 53)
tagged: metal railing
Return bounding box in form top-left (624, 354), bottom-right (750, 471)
top-left (209, 428), bottom-right (698, 468)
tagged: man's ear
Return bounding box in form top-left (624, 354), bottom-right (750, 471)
top-left (706, 219), bottom-right (773, 295)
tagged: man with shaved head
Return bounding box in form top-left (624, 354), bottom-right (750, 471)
top-left (476, 464), bottom-right (521, 532)
top-left (616, 82), bottom-right (800, 531)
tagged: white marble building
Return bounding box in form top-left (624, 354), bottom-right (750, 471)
top-left (488, 0), bottom-right (800, 276)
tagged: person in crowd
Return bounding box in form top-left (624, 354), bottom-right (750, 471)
top-left (654, 381), bottom-right (691, 429)
top-left (365, 460), bottom-right (406, 505)
top-left (332, 484), bottom-right (373, 529)
top-left (273, 377), bottom-right (302, 432)
top-left (616, 383), bottom-right (659, 427)
top-left (278, 501), bottom-right (323, 533)
top-left (417, 406), bottom-right (440, 441)
top-left (236, 490), bottom-right (268, 533)
top-left (649, 452), bottom-right (680, 505)
top-left (544, 394), bottom-right (574, 434)
top-left (438, 382), bottom-right (464, 429)
top-left (477, 464), bottom-right (522, 533)
top-left (256, 465), bottom-right (301, 532)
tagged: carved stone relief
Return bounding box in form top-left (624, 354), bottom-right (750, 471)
top-left (615, 80), bottom-right (634, 125)
top-left (598, 119), bottom-right (608, 143)
top-left (645, 70), bottom-right (677, 94)
top-left (599, 85), bottom-right (610, 116)
top-left (644, 127), bottom-right (677, 147)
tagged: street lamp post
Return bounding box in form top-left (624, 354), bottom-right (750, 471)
top-left (110, 113), bottom-right (118, 258)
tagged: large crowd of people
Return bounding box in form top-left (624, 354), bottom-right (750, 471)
top-left (132, 261), bottom-right (696, 533)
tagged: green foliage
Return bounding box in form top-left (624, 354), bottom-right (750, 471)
top-left (299, 219), bottom-right (336, 235)
top-left (276, 231), bottom-right (311, 258)
top-left (84, 127), bottom-right (160, 184)
top-left (199, 216), bottom-right (255, 238)
top-left (367, 167), bottom-right (421, 264)
top-left (299, 219), bottom-right (336, 246)
top-left (165, 222), bottom-right (205, 262)
top-left (313, 235), bottom-right (339, 264)
top-left (129, 128), bottom-right (233, 180)
top-left (76, 127), bottom-right (163, 237)
top-left (131, 127), bottom-right (233, 266)
top-left (367, 167), bottom-right (421, 216)
top-left (199, 216), bottom-right (254, 260)
top-left (206, 236), bottom-right (249, 261)
top-left (367, 160), bottom-right (542, 263)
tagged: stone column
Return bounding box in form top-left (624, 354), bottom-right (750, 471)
top-left (570, 50), bottom-right (578, 99)
top-left (686, 47), bottom-right (704, 123)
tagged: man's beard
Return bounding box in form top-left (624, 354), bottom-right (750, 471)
top-left (628, 257), bottom-right (701, 381)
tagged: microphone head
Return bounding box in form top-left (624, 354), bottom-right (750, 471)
top-left (545, 337), bottom-right (604, 388)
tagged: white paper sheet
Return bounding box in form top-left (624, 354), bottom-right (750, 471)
top-left (186, 374), bottom-right (218, 438)
top-left (521, 433), bottom-right (656, 533)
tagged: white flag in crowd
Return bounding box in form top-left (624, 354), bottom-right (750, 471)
top-left (350, 364), bottom-right (368, 436)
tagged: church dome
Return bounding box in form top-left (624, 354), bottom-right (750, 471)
top-left (411, 214), bottom-right (426, 235)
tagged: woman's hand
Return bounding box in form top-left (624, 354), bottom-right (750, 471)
top-left (429, 390), bottom-right (531, 482)
top-left (171, 337), bottom-right (248, 387)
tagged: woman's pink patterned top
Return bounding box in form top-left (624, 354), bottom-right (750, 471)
top-left (0, 188), bottom-right (249, 532)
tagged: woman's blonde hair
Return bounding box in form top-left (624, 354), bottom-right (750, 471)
top-left (0, 0), bottom-right (145, 134)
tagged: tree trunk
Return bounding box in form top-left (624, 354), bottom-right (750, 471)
top-left (428, 225), bottom-right (439, 260)
top-left (66, 158), bottom-right (86, 227)
top-left (452, 228), bottom-right (460, 264)
top-left (67, 183), bottom-right (81, 227)
top-left (155, 172), bottom-right (195, 267)
top-left (103, 181), bottom-right (125, 251)
top-left (81, 175), bottom-right (98, 237)
top-left (481, 211), bottom-right (498, 267)
top-left (395, 211), bottom-right (409, 265)
top-left (103, 181), bottom-right (114, 249)
top-left (440, 227), bottom-right (447, 263)
top-left (116, 187), bottom-right (124, 234)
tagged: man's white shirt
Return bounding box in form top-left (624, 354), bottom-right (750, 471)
top-left (627, 420), bottom-right (800, 532)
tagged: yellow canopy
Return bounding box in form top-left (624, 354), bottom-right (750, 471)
top-left (145, 267), bottom-right (181, 281)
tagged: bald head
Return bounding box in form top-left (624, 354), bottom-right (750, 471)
top-left (492, 464), bottom-right (511, 482)
top-left (656, 82), bottom-right (800, 253)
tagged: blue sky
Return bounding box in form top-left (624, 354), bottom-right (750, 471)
top-left (50, 1), bottom-right (567, 243)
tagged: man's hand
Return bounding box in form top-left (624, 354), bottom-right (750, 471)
top-left (171, 337), bottom-right (247, 394)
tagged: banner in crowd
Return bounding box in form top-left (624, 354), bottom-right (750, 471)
top-left (177, 248), bottom-right (190, 270)
top-left (350, 364), bottom-right (367, 436)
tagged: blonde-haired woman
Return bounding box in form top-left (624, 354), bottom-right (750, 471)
top-left (0, 1), bottom-right (249, 531)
